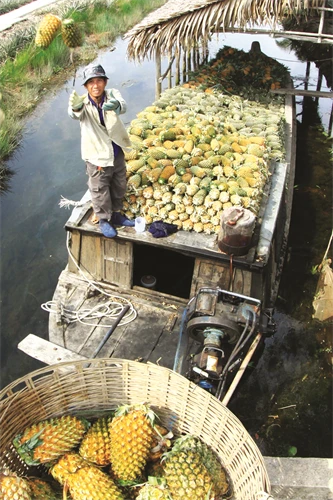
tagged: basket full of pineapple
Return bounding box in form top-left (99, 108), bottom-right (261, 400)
top-left (0, 359), bottom-right (272, 500)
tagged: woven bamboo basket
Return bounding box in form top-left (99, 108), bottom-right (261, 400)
top-left (0, 359), bottom-right (273, 500)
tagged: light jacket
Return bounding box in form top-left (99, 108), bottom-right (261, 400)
top-left (68, 89), bottom-right (132, 167)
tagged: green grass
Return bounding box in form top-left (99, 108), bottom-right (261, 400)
top-left (0, 0), bottom-right (166, 187)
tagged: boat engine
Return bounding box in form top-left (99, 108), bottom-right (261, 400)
top-left (173, 287), bottom-right (266, 401)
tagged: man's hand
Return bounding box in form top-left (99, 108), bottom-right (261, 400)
top-left (102, 97), bottom-right (120, 112)
top-left (69, 90), bottom-right (85, 111)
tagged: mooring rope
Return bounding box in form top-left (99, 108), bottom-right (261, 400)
top-left (41, 232), bottom-right (137, 327)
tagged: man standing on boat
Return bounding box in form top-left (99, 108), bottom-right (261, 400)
top-left (68, 63), bottom-right (134, 238)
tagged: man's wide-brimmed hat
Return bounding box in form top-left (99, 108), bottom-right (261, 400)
top-left (82, 64), bottom-right (109, 85)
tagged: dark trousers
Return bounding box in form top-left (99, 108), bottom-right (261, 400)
top-left (86, 150), bottom-right (127, 220)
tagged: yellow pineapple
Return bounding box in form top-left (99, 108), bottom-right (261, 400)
top-left (49, 452), bottom-right (88, 485)
top-left (136, 477), bottom-right (171, 500)
top-left (79, 416), bottom-right (112, 466)
top-left (13, 415), bottom-right (90, 465)
top-left (35, 14), bottom-right (61, 48)
top-left (0, 472), bottom-right (32, 500)
top-left (162, 435), bottom-right (230, 500)
top-left (109, 403), bottom-right (156, 482)
top-left (66, 466), bottom-right (124, 500)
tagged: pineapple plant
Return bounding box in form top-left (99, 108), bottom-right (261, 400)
top-left (79, 415), bottom-right (113, 466)
top-left (35, 14), bottom-right (61, 48)
top-left (13, 415), bottom-right (90, 465)
top-left (61, 18), bottom-right (83, 48)
top-left (162, 435), bottom-right (230, 500)
top-left (109, 403), bottom-right (156, 482)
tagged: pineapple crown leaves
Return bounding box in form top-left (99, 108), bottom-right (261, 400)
top-left (161, 434), bottom-right (206, 462)
top-left (114, 402), bottom-right (158, 427)
top-left (13, 428), bottom-right (45, 466)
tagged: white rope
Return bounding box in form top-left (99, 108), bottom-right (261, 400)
top-left (41, 232), bottom-right (137, 328)
top-left (59, 195), bottom-right (87, 209)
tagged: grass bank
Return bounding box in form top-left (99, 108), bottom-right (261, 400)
top-left (0, 0), bottom-right (165, 192)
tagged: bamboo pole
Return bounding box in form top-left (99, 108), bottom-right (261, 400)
top-left (270, 89), bottom-right (333, 98)
top-left (221, 333), bottom-right (262, 406)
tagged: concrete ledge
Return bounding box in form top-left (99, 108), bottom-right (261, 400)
top-left (264, 457), bottom-right (333, 500)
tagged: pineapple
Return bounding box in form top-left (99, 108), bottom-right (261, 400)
top-left (136, 477), bottom-right (171, 500)
top-left (0, 472), bottom-right (32, 500)
top-left (13, 415), bottom-right (90, 465)
top-left (50, 452), bottom-right (89, 485)
top-left (79, 415), bottom-right (113, 466)
top-left (61, 18), bottom-right (83, 48)
top-left (162, 435), bottom-right (229, 500)
top-left (66, 466), bottom-right (124, 500)
top-left (109, 403), bottom-right (156, 482)
top-left (28, 477), bottom-right (61, 499)
top-left (35, 14), bottom-right (61, 48)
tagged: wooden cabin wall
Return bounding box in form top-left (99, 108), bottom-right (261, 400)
top-left (190, 257), bottom-right (252, 297)
top-left (67, 230), bottom-right (133, 289)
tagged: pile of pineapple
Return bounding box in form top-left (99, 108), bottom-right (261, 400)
top-left (123, 82), bottom-right (285, 234)
top-left (34, 14), bottom-right (82, 49)
top-left (186, 45), bottom-right (290, 97)
top-left (1, 403), bottom-right (231, 500)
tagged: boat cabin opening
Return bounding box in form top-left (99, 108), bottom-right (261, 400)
top-left (132, 243), bottom-right (195, 298)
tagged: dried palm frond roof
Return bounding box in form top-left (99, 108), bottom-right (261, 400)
top-left (125, 0), bottom-right (325, 60)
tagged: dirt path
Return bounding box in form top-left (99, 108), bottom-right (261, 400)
top-left (0, 0), bottom-right (69, 41)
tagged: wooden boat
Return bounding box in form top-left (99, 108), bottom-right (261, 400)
top-left (19, 48), bottom-right (296, 404)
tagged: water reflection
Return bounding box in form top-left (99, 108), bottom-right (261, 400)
top-left (0, 35), bottom-right (331, 456)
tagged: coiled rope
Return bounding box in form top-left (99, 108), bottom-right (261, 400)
top-left (41, 232), bottom-right (137, 328)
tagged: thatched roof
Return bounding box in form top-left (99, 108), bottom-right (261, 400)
top-left (125, 0), bottom-right (324, 60)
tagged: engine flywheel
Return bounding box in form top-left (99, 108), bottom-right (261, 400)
top-left (186, 315), bottom-right (241, 344)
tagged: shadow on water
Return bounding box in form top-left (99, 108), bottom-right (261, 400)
top-left (0, 35), bottom-right (332, 458)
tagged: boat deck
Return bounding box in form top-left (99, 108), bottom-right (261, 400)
top-left (48, 268), bottom-right (193, 369)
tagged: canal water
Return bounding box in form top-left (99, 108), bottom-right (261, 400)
top-left (0, 33), bottom-right (331, 457)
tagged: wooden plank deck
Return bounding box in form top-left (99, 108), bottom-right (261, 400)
top-left (48, 269), bottom-right (187, 370)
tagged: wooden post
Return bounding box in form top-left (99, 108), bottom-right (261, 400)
top-left (155, 51), bottom-right (162, 99)
top-left (329, 101), bottom-right (333, 137)
top-left (182, 49), bottom-right (187, 83)
top-left (315, 68), bottom-right (323, 105)
top-left (175, 47), bottom-right (180, 86)
top-left (317, 4), bottom-right (325, 43)
top-left (187, 47), bottom-right (191, 75)
top-left (168, 49), bottom-right (172, 88)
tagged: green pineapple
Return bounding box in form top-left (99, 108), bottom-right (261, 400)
top-left (162, 435), bottom-right (230, 500)
top-left (109, 403), bottom-right (156, 482)
top-left (28, 477), bottom-right (61, 499)
top-left (79, 416), bottom-right (113, 466)
top-left (13, 415), bottom-right (90, 465)
top-left (61, 19), bottom-right (83, 48)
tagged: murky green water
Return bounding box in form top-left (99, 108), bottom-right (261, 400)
top-left (0, 34), bottom-right (331, 457)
